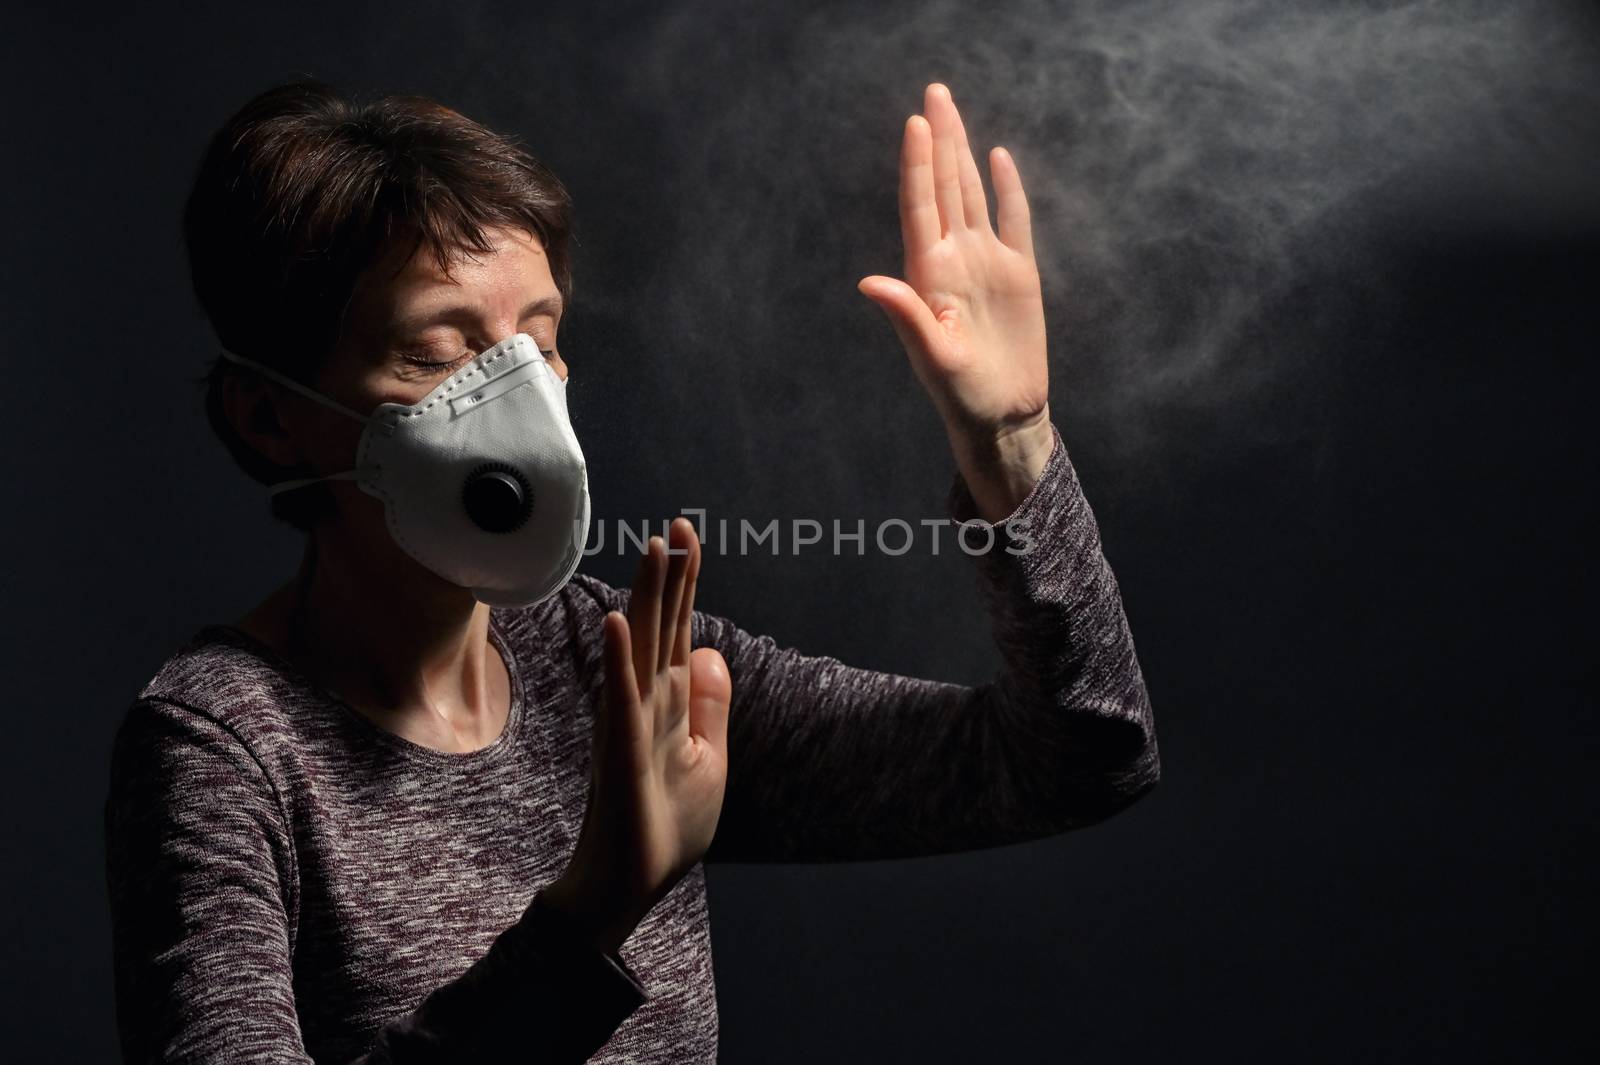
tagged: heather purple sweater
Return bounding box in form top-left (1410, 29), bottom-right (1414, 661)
top-left (103, 422), bottom-right (1159, 1062)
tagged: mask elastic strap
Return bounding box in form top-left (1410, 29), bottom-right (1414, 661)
top-left (218, 346), bottom-right (373, 426)
top-left (218, 347), bottom-right (378, 495)
top-left (266, 469), bottom-right (372, 497)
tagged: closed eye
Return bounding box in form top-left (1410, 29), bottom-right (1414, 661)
top-left (398, 347), bottom-right (558, 372)
top-left (396, 350), bottom-right (468, 374)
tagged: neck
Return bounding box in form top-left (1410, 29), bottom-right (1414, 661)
top-left (268, 521), bottom-right (508, 751)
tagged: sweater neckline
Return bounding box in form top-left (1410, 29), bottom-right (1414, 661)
top-left (195, 609), bottom-right (528, 770)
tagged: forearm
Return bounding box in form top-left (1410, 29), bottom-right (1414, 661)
top-left (697, 420), bottom-right (1158, 863)
top-left (366, 890), bottom-right (647, 1062)
top-left (950, 420), bottom-right (1159, 786)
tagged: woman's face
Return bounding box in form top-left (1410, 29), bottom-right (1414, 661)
top-left (254, 223), bottom-right (568, 587)
top-left (323, 222), bottom-right (567, 408)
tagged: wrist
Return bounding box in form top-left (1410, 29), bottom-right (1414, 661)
top-left (946, 408), bottom-right (1055, 524)
top-left (537, 872), bottom-right (646, 957)
top-left (520, 888), bottom-right (650, 1010)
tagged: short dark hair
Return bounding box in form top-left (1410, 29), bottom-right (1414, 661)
top-left (184, 78), bottom-right (577, 530)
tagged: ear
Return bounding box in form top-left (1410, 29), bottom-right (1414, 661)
top-left (220, 372), bottom-right (305, 470)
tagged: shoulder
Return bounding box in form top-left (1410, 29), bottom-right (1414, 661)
top-left (108, 628), bottom-right (335, 843)
top-left (105, 696), bottom-right (289, 855)
top-left (106, 640), bottom-right (302, 938)
top-left (124, 627), bottom-right (314, 763)
top-left (105, 638), bottom-right (299, 869)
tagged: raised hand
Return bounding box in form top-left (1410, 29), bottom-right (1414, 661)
top-left (541, 517), bottom-right (731, 953)
top-left (858, 82), bottom-right (1055, 523)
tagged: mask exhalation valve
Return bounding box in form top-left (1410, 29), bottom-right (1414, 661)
top-left (462, 462), bottom-right (534, 534)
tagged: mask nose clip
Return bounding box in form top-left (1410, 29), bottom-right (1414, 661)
top-left (461, 462), bottom-right (534, 534)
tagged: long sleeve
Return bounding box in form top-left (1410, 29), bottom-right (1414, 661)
top-left (587, 421), bottom-right (1159, 864)
top-left (104, 698), bottom-right (646, 1063)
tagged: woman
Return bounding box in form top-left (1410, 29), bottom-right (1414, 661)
top-left (104, 78), bottom-right (1160, 1062)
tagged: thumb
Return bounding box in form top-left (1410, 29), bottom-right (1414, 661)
top-left (688, 647), bottom-right (731, 756)
top-left (857, 276), bottom-right (943, 362)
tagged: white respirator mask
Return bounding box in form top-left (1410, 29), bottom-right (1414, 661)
top-left (219, 332), bottom-right (590, 608)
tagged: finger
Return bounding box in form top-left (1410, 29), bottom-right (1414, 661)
top-left (657, 518), bottom-right (693, 676)
top-left (899, 114), bottom-right (939, 261)
top-left (629, 535), bottom-right (665, 690)
top-left (926, 83), bottom-right (965, 237)
top-left (991, 146), bottom-right (1035, 260)
top-left (601, 611), bottom-right (649, 780)
top-left (672, 522), bottom-right (702, 669)
top-left (946, 88), bottom-right (993, 234)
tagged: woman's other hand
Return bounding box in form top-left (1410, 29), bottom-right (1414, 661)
top-left (858, 82), bottom-right (1055, 524)
top-left (542, 517), bottom-right (731, 954)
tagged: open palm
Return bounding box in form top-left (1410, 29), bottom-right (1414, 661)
top-left (859, 82), bottom-right (1049, 441)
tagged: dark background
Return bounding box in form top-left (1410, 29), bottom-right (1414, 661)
top-left (4, 0), bottom-right (1597, 1060)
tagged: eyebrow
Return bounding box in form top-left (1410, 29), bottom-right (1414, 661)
top-left (395, 294), bottom-right (564, 333)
